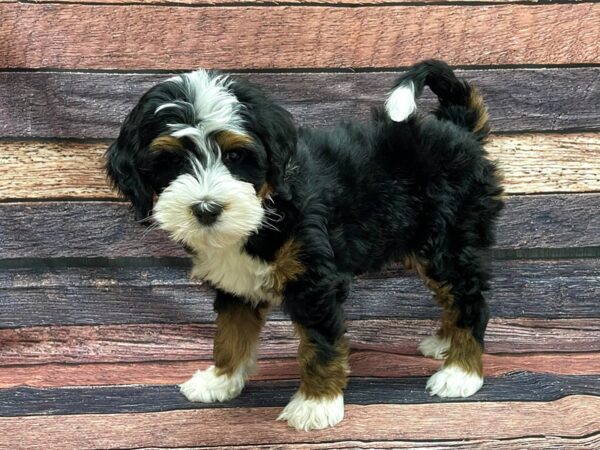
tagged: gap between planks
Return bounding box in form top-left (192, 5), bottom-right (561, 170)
top-left (1, 134), bottom-right (599, 199)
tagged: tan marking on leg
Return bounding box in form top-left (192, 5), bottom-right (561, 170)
top-left (406, 255), bottom-right (482, 374)
top-left (213, 302), bottom-right (268, 377)
top-left (296, 326), bottom-right (349, 400)
top-left (149, 135), bottom-right (184, 152)
top-left (215, 131), bottom-right (253, 151)
top-left (272, 239), bottom-right (306, 294)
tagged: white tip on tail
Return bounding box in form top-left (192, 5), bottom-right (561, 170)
top-left (385, 81), bottom-right (416, 122)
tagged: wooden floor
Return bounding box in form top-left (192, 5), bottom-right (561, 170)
top-left (1, 0), bottom-right (600, 448)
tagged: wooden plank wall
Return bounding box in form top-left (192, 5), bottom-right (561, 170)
top-left (1, 0), bottom-right (599, 448)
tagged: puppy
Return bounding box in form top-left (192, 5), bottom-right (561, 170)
top-left (106, 60), bottom-right (504, 431)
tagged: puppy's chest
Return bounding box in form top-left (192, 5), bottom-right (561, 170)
top-left (192, 247), bottom-right (278, 304)
top-left (191, 241), bottom-right (304, 305)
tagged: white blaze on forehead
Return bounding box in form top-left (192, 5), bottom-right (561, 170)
top-left (156, 70), bottom-right (246, 159)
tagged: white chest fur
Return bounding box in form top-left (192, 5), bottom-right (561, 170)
top-left (191, 245), bottom-right (282, 305)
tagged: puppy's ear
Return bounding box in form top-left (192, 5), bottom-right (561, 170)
top-left (234, 81), bottom-right (297, 200)
top-left (257, 104), bottom-right (297, 200)
top-left (105, 139), bottom-right (154, 223)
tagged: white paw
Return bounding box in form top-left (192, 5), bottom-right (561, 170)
top-left (418, 335), bottom-right (451, 360)
top-left (426, 365), bottom-right (483, 398)
top-left (277, 392), bottom-right (344, 431)
top-left (179, 365), bottom-right (245, 403)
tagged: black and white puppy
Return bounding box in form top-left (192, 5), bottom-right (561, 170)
top-left (106, 60), bottom-right (504, 431)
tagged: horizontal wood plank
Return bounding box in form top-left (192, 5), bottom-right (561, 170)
top-left (2, 69), bottom-right (599, 139)
top-left (0, 396), bottom-right (597, 449)
top-left (1, 373), bottom-right (598, 416)
top-left (166, 434), bottom-right (600, 450)
top-left (2, 133), bottom-right (599, 199)
top-left (1, 259), bottom-right (599, 328)
top-left (1, 319), bottom-right (598, 366)
top-left (1, 196), bottom-right (598, 259)
top-left (3, 352), bottom-right (600, 389)
top-left (5, 352), bottom-right (600, 389)
top-left (2, 4), bottom-right (600, 70)
top-left (27, 0), bottom-right (548, 4)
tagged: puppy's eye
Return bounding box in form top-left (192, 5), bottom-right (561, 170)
top-left (223, 150), bottom-right (244, 164)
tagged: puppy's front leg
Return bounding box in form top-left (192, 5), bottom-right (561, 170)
top-left (278, 320), bottom-right (349, 431)
top-left (180, 291), bottom-right (268, 403)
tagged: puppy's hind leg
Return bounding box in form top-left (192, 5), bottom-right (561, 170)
top-left (407, 250), bottom-right (490, 398)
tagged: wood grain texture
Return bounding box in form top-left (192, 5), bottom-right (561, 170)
top-left (2, 373), bottom-right (599, 416)
top-left (0, 396), bottom-right (597, 449)
top-left (3, 134), bottom-right (600, 199)
top-left (158, 434), bottom-right (600, 450)
top-left (3, 352), bottom-right (600, 389)
top-left (1, 4), bottom-right (600, 70)
top-left (2, 69), bottom-right (599, 139)
top-left (1, 319), bottom-right (598, 366)
top-left (1, 259), bottom-right (599, 328)
top-left (0, 196), bottom-right (598, 259)
top-left (27, 0), bottom-right (546, 4)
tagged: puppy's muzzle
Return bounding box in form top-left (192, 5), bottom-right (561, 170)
top-left (192, 201), bottom-right (224, 226)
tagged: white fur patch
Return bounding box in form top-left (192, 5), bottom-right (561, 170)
top-left (180, 365), bottom-right (247, 403)
top-left (159, 70), bottom-right (245, 150)
top-left (190, 244), bottom-right (281, 306)
top-left (153, 158), bottom-right (264, 249)
top-left (418, 335), bottom-right (451, 360)
top-left (426, 365), bottom-right (484, 398)
top-left (385, 81), bottom-right (416, 122)
top-left (277, 392), bottom-right (344, 431)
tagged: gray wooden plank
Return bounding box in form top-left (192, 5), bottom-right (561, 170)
top-left (1, 259), bottom-right (599, 328)
top-left (0, 195), bottom-right (598, 259)
top-left (1, 68), bottom-right (599, 139)
top-left (1, 373), bottom-right (598, 417)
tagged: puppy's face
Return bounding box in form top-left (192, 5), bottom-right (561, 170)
top-left (106, 71), bottom-right (296, 249)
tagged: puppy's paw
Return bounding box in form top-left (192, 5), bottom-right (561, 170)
top-left (277, 392), bottom-right (344, 431)
top-left (418, 335), bottom-right (450, 360)
top-left (426, 365), bottom-right (483, 398)
top-left (179, 365), bottom-right (245, 403)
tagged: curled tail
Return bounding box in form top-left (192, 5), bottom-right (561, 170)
top-left (385, 60), bottom-right (490, 141)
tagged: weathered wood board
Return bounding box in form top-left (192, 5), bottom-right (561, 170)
top-left (2, 69), bottom-right (599, 139)
top-left (2, 4), bottom-right (599, 70)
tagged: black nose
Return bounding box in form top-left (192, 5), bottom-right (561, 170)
top-left (191, 201), bottom-right (223, 226)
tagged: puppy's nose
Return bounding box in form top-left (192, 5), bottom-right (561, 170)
top-left (191, 201), bottom-right (223, 225)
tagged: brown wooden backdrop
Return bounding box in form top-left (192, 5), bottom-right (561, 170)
top-left (1, 1), bottom-right (599, 449)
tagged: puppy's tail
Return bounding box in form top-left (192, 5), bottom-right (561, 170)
top-left (384, 60), bottom-right (490, 141)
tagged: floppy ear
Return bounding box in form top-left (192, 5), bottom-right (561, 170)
top-left (105, 81), bottom-right (183, 223)
top-left (233, 81), bottom-right (297, 200)
top-left (105, 139), bottom-right (154, 223)
top-left (256, 104), bottom-right (297, 200)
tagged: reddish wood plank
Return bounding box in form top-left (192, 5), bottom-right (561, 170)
top-left (1, 4), bottom-right (599, 70)
top-left (2, 352), bottom-right (599, 389)
top-left (172, 434), bottom-right (600, 450)
top-left (0, 396), bottom-right (597, 449)
top-left (28, 0), bottom-right (540, 4)
top-left (2, 70), bottom-right (599, 139)
top-left (1, 319), bottom-right (598, 366)
top-left (3, 134), bottom-right (599, 199)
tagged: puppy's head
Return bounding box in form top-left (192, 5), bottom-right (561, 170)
top-left (106, 71), bottom-right (296, 248)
